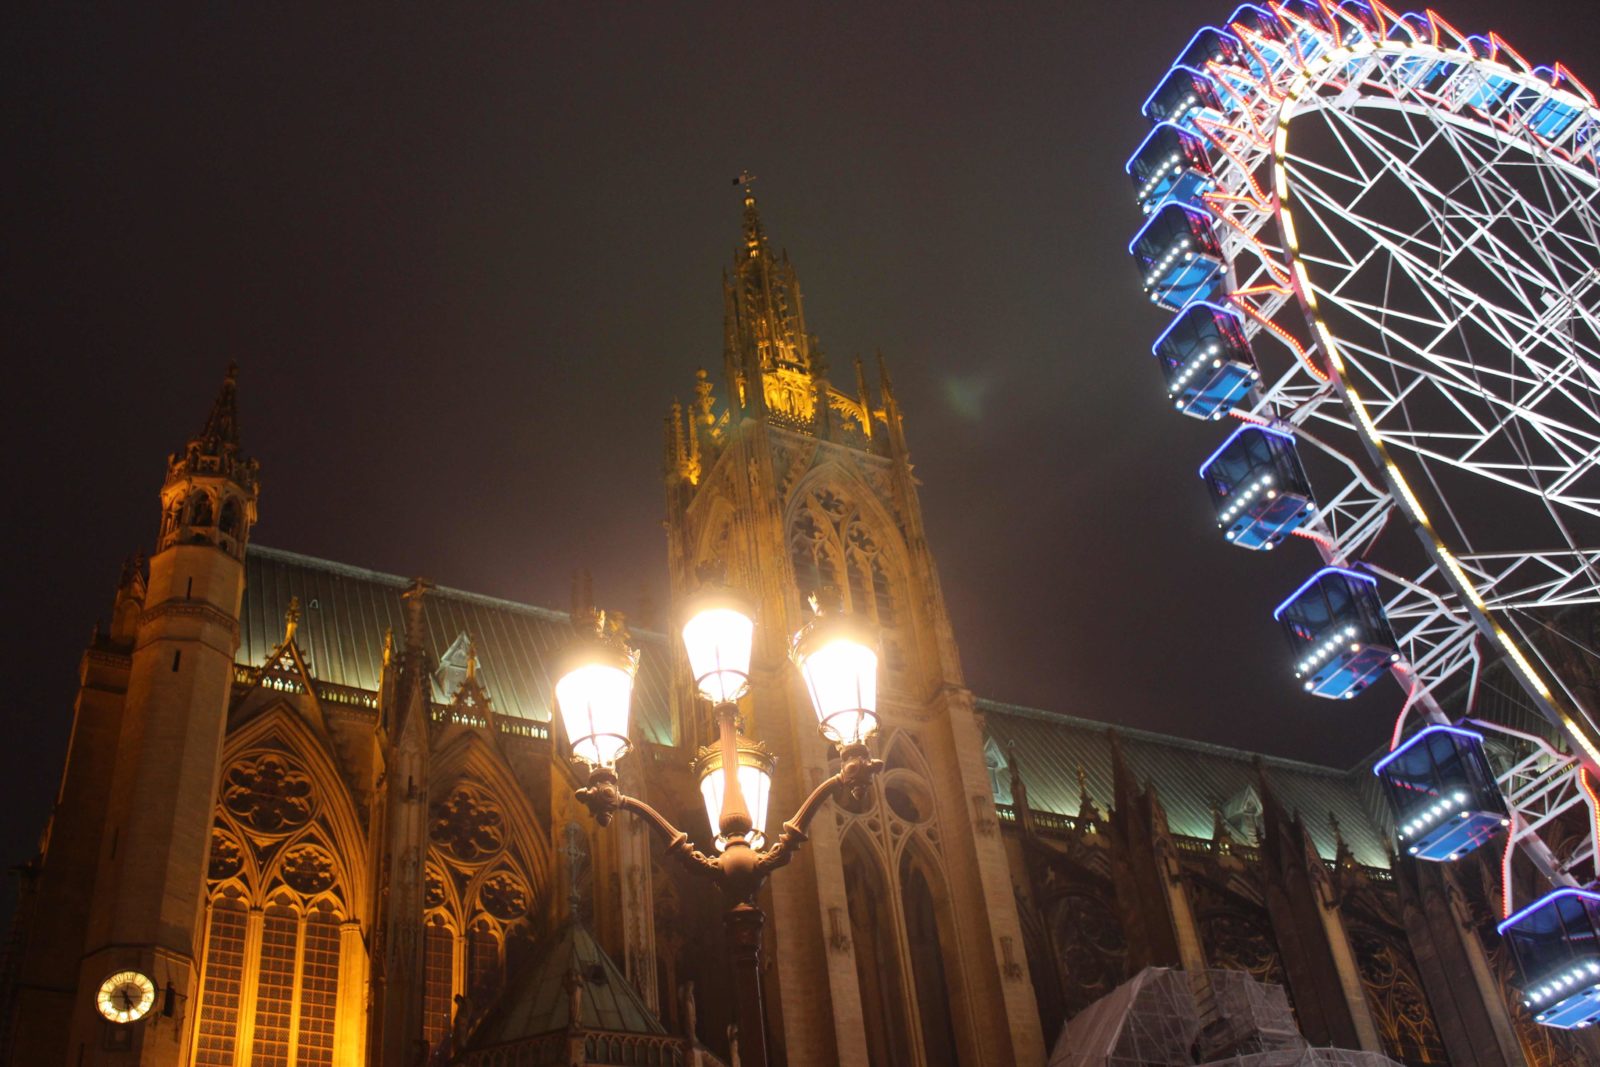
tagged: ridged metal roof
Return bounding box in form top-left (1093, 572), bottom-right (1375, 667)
top-left (240, 547), bottom-right (1389, 864)
top-left (980, 700), bottom-right (1391, 869)
top-left (468, 920), bottom-right (668, 1046)
top-left (240, 546), bottom-right (676, 746)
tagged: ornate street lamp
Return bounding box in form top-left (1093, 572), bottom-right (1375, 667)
top-left (561, 587), bottom-right (883, 1067)
top-left (554, 611), bottom-right (640, 769)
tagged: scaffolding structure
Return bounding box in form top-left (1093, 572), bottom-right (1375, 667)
top-left (1047, 968), bottom-right (1403, 1067)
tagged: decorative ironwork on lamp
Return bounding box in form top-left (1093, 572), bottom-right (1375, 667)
top-left (560, 585), bottom-right (885, 1067)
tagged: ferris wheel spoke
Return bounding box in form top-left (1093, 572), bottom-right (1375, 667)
top-left (1456, 549), bottom-right (1600, 611)
top-left (1130, 14), bottom-right (1600, 976)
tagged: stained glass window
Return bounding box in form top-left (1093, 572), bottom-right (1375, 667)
top-left (194, 896), bottom-right (247, 1067)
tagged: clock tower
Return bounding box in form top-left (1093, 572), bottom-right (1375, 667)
top-left (65, 367), bottom-right (259, 1065)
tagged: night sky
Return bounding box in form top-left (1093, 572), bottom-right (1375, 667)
top-left (7, 1), bottom-right (1597, 911)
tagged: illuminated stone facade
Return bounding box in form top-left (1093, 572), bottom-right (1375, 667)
top-left (4, 196), bottom-right (1597, 1067)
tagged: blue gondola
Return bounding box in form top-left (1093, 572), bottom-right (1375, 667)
top-left (1277, 1), bottom-right (1334, 64)
top-left (1227, 4), bottom-right (1286, 43)
top-left (1127, 123), bottom-right (1215, 215)
top-left (1227, 4), bottom-right (1295, 80)
top-left (1517, 72), bottom-right (1584, 140)
top-left (1274, 567), bottom-right (1398, 700)
top-left (1156, 301), bottom-right (1258, 420)
top-left (1199, 424), bottom-right (1314, 547)
top-left (1174, 26), bottom-right (1242, 73)
top-left (1142, 65), bottom-right (1223, 130)
top-left (1374, 725), bottom-right (1508, 862)
top-left (1130, 203), bottom-right (1227, 311)
top-left (1454, 42), bottom-right (1516, 110)
top-left (1499, 888), bottom-right (1600, 1029)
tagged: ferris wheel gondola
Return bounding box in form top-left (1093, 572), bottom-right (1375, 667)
top-left (1126, 0), bottom-right (1600, 1028)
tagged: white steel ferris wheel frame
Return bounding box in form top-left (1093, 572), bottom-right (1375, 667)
top-left (1142, 2), bottom-right (1600, 895)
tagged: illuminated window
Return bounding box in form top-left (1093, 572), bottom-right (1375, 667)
top-left (250, 901), bottom-right (298, 1067)
top-left (296, 903), bottom-right (341, 1067)
top-left (194, 895), bottom-right (247, 1067)
top-left (423, 917), bottom-right (455, 1044)
top-left (467, 920), bottom-right (502, 1000)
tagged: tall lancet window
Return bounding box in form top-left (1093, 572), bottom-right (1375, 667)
top-left (835, 733), bottom-right (964, 1066)
top-left (788, 486), bottom-right (898, 627)
top-left (842, 834), bottom-right (913, 1067)
top-left (901, 854), bottom-right (959, 1065)
top-left (195, 742), bottom-right (354, 1067)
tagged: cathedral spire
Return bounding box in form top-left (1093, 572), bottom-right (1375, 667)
top-left (722, 179), bottom-right (817, 421)
top-left (737, 172), bottom-right (769, 261)
top-left (200, 361), bottom-right (242, 448)
top-left (157, 362), bottom-right (259, 558)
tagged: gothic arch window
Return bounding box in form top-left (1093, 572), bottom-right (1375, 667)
top-left (788, 485), bottom-right (900, 628)
top-left (220, 497), bottom-right (241, 538)
top-left (423, 914), bottom-right (456, 1045)
top-left (836, 730), bottom-right (969, 1066)
top-left (194, 887), bottom-right (248, 1067)
top-left (900, 849), bottom-right (959, 1067)
top-left (466, 919), bottom-right (502, 1002)
top-left (186, 490), bottom-right (214, 528)
top-left (842, 832), bottom-right (913, 1067)
top-left (421, 764), bottom-right (543, 1044)
top-left (1349, 923), bottom-right (1445, 1064)
top-left (194, 730), bottom-right (363, 1067)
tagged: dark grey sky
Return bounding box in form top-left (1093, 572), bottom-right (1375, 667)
top-left (6, 1), bottom-right (1597, 897)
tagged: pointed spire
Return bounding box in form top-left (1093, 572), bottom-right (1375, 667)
top-left (200, 362), bottom-right (242, 448)
top-left (854, 358), bottom-right (874, 440)
top-left (694, 368), bottom-right (717, 429)
top-left (158, 363), bottom-right (258, 557)
top-left (401, 578), bottom-right (432, 656)
top-left (1329, 810), bottom-right (1353, 867)
top-left (876, 350), bottom-right (895, 402)
top-left (1006, 743), bottom-right (1035, 837)
top-left (665, 401), bottom-right (688, 481)
top-left (1076, 762), bottom-right (1101, 822)
top-left (735, 171), bottom-right (767, 260)
top-left (1210, 798), bottom-right (1236, 856)
top-left (283, 595), bottom-right (301, 645)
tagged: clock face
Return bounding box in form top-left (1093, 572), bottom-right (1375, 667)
top-left (96, 970), bottom-right (156, 1024)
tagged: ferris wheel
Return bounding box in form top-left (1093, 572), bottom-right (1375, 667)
top-left (1126, 1), bottom-right (1600, 1029)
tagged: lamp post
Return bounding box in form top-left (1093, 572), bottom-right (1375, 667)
top-left (558, 591), bottom-right (883, 1067)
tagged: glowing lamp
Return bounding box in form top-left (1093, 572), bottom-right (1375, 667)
top-left (680, 586), bottom-right (756, 705)
top-left (791, 613), bottom-right (880, 746)
top-left (555, 627), bottom-right (639, 768)
top-left (695, 735), bottom-right (776, 851)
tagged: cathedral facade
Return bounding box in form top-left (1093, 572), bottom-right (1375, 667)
top-left (2, 196), bottom-right (1593, 1067)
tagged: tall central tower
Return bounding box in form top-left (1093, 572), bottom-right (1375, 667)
top-left (662, 187), bottom-right (1046, 1066)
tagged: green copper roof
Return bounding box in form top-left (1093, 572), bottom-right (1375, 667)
top-left (980, 700), bottom-right (1391, 869)
top-left (467, 921), bottom-right (667, 1048)
top-left (240, 545), bottom-right (676, 746)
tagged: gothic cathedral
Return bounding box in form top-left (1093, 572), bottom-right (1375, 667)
top-left (3, 192), bottom-right (1587, 1067)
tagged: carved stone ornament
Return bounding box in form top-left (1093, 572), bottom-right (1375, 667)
top-left (208, 828), bottom-right (244, 882)
top-left (221, 753), bottom-right (314, 835)
top-left (425, 863), bottom-right (448, 910)
top-left (429, 785), bottom-right (505, 864)
top-left (480, 870), bottom-right (531, 921)
top-left (281, 844), bottom-right (337, 895)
